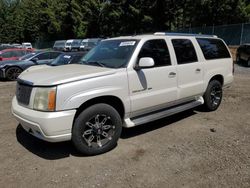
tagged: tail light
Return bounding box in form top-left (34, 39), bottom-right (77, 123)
top-left (0, 56), bottom-right (2, 61)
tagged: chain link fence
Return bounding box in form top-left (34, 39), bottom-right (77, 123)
top-left (176, 23), bottom-right (250, 46)
top-left (32, 41), bottom-right (55, 50)
top-left (31, 23), bottom-right (250, 49)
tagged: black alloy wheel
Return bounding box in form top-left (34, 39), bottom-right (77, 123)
top-left (72, 103), bottom-right (122, 155)
top-left (6, 67), bottom-right (22, 81)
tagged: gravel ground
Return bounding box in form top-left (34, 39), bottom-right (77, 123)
top-left (0, 64), bottom-right (249, 188)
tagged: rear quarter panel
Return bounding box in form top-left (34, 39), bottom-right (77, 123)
top-left (203, 58), bottom-right (233, 89)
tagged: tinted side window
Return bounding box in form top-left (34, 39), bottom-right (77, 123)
top-left (197, 38), bottom-right (231, 60)
top-left (138, 39), bottom-right (171, 67)
top-left (1, 51), bottom-right (13, 58)
top-left (14, 50), bottom-right (25, 57)
top-left (88, 42), bottom-right (96, 47)
top-left (36, 53), bottom-right (50, 60)
top-left (71, 55), bottom-right (82, 64)
top-left (50, 52), bottom-right (61, 59)
top-left (172, 39), bottom-right (198, 64)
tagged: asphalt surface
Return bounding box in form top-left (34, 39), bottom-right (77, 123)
top-left (0, 64), bottom-right (249, 188)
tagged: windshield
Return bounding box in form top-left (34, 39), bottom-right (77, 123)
top-left (19, 52), bottom-right (37, 60)
top-left (50, 54), bottom-right (74, 66)
top-left (72, 40), bottom-right (82, 46)
top-left (80, 39), bottom-right (138, 68)
top-left (66, 42), bottom-right (72, 46)
top-left (81, 41), bottom-right (88, 46)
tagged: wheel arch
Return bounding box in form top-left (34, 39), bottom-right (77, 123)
top-left (73, 95), bottom-right (125, 122)
top-left (5, 65), bottom-right (23, 72)
top-left (209, 74), bottom-right (224, 86)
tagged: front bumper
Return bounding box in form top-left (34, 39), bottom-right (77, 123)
top-left (0, 69), bottom-right (5, 78)
top-left (12, 96), bottom-right (76, 142)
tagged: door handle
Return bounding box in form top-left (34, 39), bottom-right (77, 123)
top-left (195, 68), bottom-right (201, 73)
top-left (169, 72), bottom-right (176, 78)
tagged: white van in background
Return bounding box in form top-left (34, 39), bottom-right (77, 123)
top-left (22, 42), bottom-right (32, 49)
top-left (80, 38), bottom-right (102, 51)
top-left (65, 39), bottom-right (74, 51)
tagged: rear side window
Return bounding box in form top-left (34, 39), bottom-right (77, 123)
top-left (71, 55), bottom-right (83, 64)
top-left (172, 39), bottom-right (198, 64)
top-left (197, 38), bottom-right (231, 60)
top-left (138, 39), bottom-right (171, 67)
top-left (36, 53), bottom-right (50, 60)
top-left (50, 52), bottom-right (61, 59)
top-left (1, 51), bottom-right (14, 58)
top-left (14, 50), bottom-right (25, 57)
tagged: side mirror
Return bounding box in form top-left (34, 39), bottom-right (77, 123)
top-left (135, 57), bottom-right (155, 70)
top-left (31, 57), bottom-right (39, 63)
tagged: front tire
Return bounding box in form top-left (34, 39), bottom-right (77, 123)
top-left (203, 80), bottom-right (223, 111)
top-left (72, 103), bottom-right (122, 155)
top-left (5, 67), bottom-right (22, 81)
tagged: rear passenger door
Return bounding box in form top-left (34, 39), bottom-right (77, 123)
top-left (128, 39), bottom-right (178, 117)
top-left (171, 38), bottom-right (204, 99)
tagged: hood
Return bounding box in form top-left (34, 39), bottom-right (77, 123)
top-left (18, 64), bottom-right (117, 86)
top-left (26, 64), bottom-right (49, 71)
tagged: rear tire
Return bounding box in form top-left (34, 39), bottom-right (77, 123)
top-left (236, 54), bottom-right (240, 64)
top-left (72, 103), bottom-right (122, 155)
top-left (5, 67), bottom-right (22, 81)
top-left (247, 58), bottom-right (250, 67)
top-left (203, 80), bottom-right (223, 111)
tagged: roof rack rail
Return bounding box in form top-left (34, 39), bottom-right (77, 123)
top-left (154, 32), bottom-right (217, 38)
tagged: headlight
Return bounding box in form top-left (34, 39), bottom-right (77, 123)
top-left (33, 87), bottom-right (57, 111)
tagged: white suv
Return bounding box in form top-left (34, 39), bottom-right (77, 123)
top-left (12, 33), bottom-right (234, 155)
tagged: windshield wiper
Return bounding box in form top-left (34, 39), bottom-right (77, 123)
top-left (81, 60), bottom-right (106, 68)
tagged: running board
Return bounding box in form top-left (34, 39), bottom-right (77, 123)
top-left (124, 97), bottom-right (204, 128)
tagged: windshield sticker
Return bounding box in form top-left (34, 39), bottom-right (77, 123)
top-left (63, 55), bottom-right (71, 59)
top-left (119, 41), bottom-right (136, 46)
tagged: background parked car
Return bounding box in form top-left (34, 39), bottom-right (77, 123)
top-left (0, 51), bottom-right (61, 80)
top-left (0, 44), bottom-right (16, 50)
top-left (12, 43), bottom-right (23, 48)
top-left (80, 38), bottom-right (102, 51)
top-left (236, 44), bottom-right (250, 66)
top-left (65, 39), bottom-right (74, 51)
top-left (50, 52), bottom-right (86, 66)
top-left (71, 39), bottom-right (83, 51)
top-left (22, 42), bottom-right (32, 49)
top-left (0, 48), bottom-right (34, 61)
top-left (53, 40), bottom-right (66, 51)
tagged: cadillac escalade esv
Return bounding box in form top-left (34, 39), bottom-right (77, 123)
top-left (12, 33), bottom-right (234, 155)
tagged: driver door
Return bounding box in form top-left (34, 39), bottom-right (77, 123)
top-left (127, 39), bottom-right (178, 117)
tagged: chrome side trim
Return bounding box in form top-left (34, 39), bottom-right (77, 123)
top-left (127, 97), bottom-right (204, 127)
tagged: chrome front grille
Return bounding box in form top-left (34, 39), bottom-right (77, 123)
top-left (16, 82), bottom-right (33, 106)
